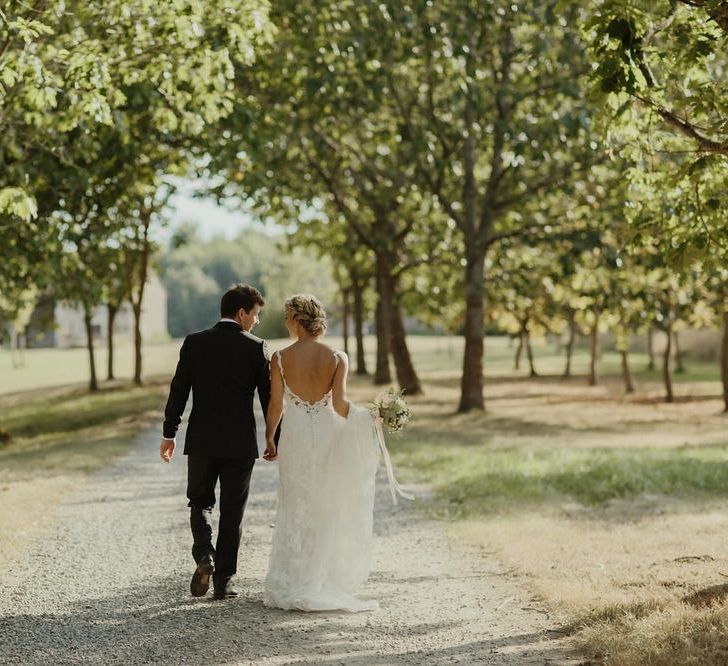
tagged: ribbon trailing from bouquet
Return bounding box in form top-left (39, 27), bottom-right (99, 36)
top-left (373, 417), bottom-right (415, 505)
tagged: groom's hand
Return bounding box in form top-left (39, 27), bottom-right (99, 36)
top-left (160, 439), bottom-right (176, 463)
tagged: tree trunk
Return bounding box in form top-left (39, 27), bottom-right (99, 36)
top-left (589, 311), bottom-right (600, 386)
top-left (647, 328), bottom-right (656, 371)
top-left (373, 290), bottom-right (391, 385)
top-left (525, 327), bottom-right (537, 377)
top-left (564, 312), bottom-right (576, 378)
top-left (10, 326), bottom-right (20, 369)
top-left (131, 303), bottom-right (143, 385)
top-left (458, 248), bottom-right (486, 411)
top-left (721, 309), bottom-right (728, 412)
top-left (130, 211), bottom-right (151, 386)
top-left (513, 333), bottom-right (523, 371)
top-left (351, 272), bottom-right (368, 375)
top-left (388, 298), bottom-right (422, 395)
top-left (621, 350), bottom-right (635, 393)
top-left (83, 307), bottom-right (99, 392)
top-left (377, 253), bottom-right (422, 395)
top-left (107, 303), bottom-right (118, 381)
top-left (342, 287), bottom-right (350, 358)
top-left (674, 330), bottom-right (685, 373)
top-left (663, 320), bottom-right (674, 403)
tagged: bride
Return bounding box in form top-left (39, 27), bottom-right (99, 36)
top-left (263, 294), bottom-right (398, 613)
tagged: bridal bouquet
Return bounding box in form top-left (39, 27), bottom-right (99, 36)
top-left (372, 388), bottom-right (411, 433)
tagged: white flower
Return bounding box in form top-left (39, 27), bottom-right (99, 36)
top-left (371, 388), bottom-right (411, 433)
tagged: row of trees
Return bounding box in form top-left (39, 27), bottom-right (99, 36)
top-left (488, 232), bottom-right (725, 402)
top-left (202, 0), bottom-right (727, 410)
top-left (2, 1), bottom-right (726, 411)
top-left (0, 0), bottom-right (274, 389)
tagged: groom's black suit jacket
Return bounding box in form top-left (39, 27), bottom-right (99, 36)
top-left (163, 321), bottom-right (271, 461)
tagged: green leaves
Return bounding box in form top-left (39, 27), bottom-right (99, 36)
top-left (0, 66), bottom-right (18, 88)
top-left (0, 0), bottom-right (274, 303)
top-left (597, 14), bottom-right (648, 95)
top-left (584, 0), bottom-right (728, 271)
top-left (7, 17), bottom-right (55, 43)
top-left (0, 189), bottom-right (38, 221)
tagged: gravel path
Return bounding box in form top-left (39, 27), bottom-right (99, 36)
top-left (0, 417), bottom-right (579, 665)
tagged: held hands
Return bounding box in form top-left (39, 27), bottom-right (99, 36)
top-left (263, 438), bottom-right (277, 461)
top-left (160, 439), bottom-right (175, 463)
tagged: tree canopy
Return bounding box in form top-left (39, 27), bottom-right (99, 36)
top-left (2, 0), bottom-right (727, 410)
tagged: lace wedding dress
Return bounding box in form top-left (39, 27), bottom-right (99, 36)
top-left (264, 350), bottom-right (403, 613)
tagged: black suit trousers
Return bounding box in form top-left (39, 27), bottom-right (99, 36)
top-left (186, 454), bottom-right (255, 583)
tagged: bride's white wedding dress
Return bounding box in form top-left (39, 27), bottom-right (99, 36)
top-left (264, 350), bottom-right (403, 613)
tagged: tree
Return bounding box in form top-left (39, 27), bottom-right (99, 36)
top-left (570, 249), bottom-right (613, 387)
top-left (124, 196), bottom-right (157, 387)
top-left (366, 1), bottom-right (598, 409)
top-left (1, 0), bottom-right (273, 334)
top-left (487, 243), bottom-right (566, 378)
top-left (587, 0), bottom-right (728, 157)
top-left (0, 286), bottom-right (37, 368)
top-left (211, 0), bottom-right (602, 407)
top-left (283, 212), bottom-right (374, 376)
top-left (611, 258), bottom-right (651, 394)
top-left (205, 1), bottom-right (455, 395)
top-left (586, 0), bottom-right (728, 405)
top-left (55, 248), bottom-right (107, 392)
top-left (102, 249), bottom-right (131, 381)
top-left (622, 158), bottom-right (727, 405)
top-left (0, 0), bottom-right (272, 212)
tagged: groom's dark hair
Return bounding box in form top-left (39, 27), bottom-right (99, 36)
top-left (220, 284), bottom-right (265, 317)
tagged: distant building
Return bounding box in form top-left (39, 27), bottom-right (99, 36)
top-left (25, 273), bottom-right (168, 349)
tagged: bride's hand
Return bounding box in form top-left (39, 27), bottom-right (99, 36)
top-left (263, 439), bottom-right (277, 461)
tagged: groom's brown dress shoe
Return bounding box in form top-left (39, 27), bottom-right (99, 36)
top-left (190, 554), bottom-right (214, 597)
top-left (213, 578), bottom-right (239, 600)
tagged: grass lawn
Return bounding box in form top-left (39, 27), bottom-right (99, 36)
top-left (0, 339), bottom-right (184, 395)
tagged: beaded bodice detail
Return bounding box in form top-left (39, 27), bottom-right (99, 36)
top-left (275, 350), bottom-right (339, 416)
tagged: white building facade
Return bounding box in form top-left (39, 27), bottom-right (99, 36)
top-left (28, 273), bottom-right (168, 348)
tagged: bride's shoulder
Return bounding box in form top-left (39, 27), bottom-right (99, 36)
top-left (315, 343), bottom-right (347, 366)
top-left (330, 348), bottom-right (349, 367)
top-left (271, 344), bottom-right (293, 362)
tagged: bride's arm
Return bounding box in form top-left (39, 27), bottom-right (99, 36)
top-left (332, 352), bottom-right (351, 418)
top-left (264, 354), bottom-right (284, 459)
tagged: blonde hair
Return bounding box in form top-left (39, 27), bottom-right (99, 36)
top-left (285, 294), bottom-right (327, 337)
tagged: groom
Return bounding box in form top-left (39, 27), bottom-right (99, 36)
top-left (160, 283), bottom-right (271, 600)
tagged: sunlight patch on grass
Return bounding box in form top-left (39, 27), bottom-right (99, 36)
top-left (397, 444), bottom-right (728, 516)
top-left (578, 601), bottom-right (728, 665)
top-left (0, 382), bottom-right (167, 440)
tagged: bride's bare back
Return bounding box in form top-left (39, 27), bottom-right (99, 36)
top-left (271, 340), bottom-right (350, 418)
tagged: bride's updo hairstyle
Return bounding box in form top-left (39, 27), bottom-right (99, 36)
top-left (285, 294), bottom-right (327, 337)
